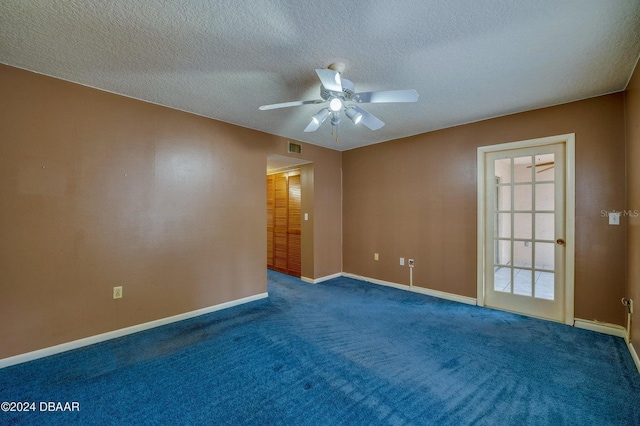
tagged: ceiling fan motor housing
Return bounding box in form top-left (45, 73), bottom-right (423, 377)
top-left (320, 78), bottom-right (355, 103)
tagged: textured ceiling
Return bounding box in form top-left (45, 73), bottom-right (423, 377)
top-left (1, 0), bottom-right (639, 151)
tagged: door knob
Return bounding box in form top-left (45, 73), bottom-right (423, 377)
top-left (556, 238), bottom-right (566, 245)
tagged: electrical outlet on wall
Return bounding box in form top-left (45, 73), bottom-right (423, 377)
top-left (113, 286), bottom-right (123, 299)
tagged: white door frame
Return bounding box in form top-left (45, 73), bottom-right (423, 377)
top-left (477, 134), bottom-right (575, 325)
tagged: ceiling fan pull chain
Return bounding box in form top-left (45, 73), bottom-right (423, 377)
top-left (331, 123), bottom-right (339, 142)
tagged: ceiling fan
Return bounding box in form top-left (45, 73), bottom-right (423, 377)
top-left (527, 161), bottom-right (555, 173)
top-left (259, 63), bottom-right (419, 135)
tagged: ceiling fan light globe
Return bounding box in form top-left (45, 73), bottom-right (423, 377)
top-left (311, 108), bottom-right (330, 125)
top-left (329, 98), bottom-right (343, 112)
top-left (346, 107), bottom-right (363, 124)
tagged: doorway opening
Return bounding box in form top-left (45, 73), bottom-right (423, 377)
top-left (266, 154), bottom-right (312, 279)
top-left (267, 169), bottom-right (301, 276)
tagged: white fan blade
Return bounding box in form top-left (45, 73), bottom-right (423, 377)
top-left (315, 68), bottom-right (343, 92)
top-left (259, 99), bottom-right (325, 110)
top-left (352, 89), bottom-right (418, 104)
top-left (526, 161), bottom-right (555, 168)
top-left (352, 105), bottom-right (384, 130)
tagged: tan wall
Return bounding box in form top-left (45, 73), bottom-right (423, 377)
top-left (0, 65), bottom-right (342, 359)
top-left (626, 61), bottom-right (640, 350)
top-left (343, 94), bottom-right (627, 326)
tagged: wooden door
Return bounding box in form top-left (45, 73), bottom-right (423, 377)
top-left (287, 173), bottom-right (301, 276)
top-left (273, 172), bottom-right (288, 273)
top-left (266, 170), bottom-right (301, 277)
top-left (266, 175), bottom-right (275, 269)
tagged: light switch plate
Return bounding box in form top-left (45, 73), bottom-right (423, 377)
top-left (609, 212), bottom-right (620, 225)
top-left (400, 257), bottom-right (405, 266)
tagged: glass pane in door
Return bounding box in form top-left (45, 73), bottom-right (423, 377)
top-left (513, 241), bottom-right (531, 268)
top-left (514, 268), bottom-right (532, 296)
top-left (494, 158), bottom-right (512, 183)
top-left (514, 184), bottom-right (532, 210)
top-left (494, 240), bottom-right (511, 266)
top-left (494, 266), bottom-right (511, 293)
top-left (535, 272), bottom-right (554, 300)
top-left (514, 156), bottom-right (533, 183)
top-left (535, 183), bottom-right (554, 210)
top-left (496, 213), bottom-right (511, 238)
top-left (535, 242), bottom-right (555, 270)
top-left (497, 185), bottom-right (511, 211)
top-left (535, 213), bottom-right (554, 240)
top-left (513, 213), bottom-right (532, 239)
top-left (534, 154), bottom-right (555, 182)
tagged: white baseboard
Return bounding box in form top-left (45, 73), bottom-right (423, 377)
top-left (342, 273), bottom-right (477, 306)
top-left (573, 319), bottom-right (627, 338)
top-left (342, 273), bottom-right (406, 290)
top-left (410, 285), bottom-right (478, 306)
top-left (0, 292), bottom-right (268, 369)
top-left (629, 341), bottom-right (640, 375)
top-left (301, 272), bottom-right (343, 284)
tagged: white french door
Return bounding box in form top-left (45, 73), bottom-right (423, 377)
top-left (482, 142), bottom-right (568, 322)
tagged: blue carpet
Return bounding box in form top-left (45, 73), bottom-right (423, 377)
top-left (1, 270), bottom-right (639, 425)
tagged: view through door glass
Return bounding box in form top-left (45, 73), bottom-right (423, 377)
top-left (494, 154), bottom-right (555, 299)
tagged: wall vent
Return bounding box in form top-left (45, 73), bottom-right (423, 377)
top-left (288, 142), bottom-right (302, 154)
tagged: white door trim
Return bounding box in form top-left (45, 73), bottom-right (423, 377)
top-left (477, 134), bottom-right (575, 325)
